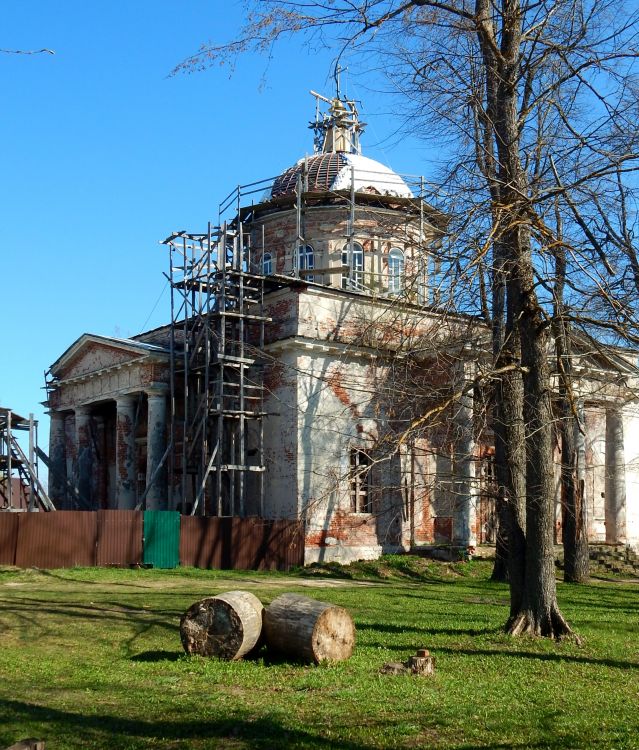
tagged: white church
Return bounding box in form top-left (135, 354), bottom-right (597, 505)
top-left (44, 89), bottom-right (639, 563)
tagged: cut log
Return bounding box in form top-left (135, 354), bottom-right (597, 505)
top-left (264, 593), bottom-right (355, 663)
top-left (180, 590), bottom-right (263, 660)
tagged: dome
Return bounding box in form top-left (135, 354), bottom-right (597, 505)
top-left (269, 152), bottom-right (413, 200)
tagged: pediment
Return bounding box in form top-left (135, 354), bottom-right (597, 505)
top-left (50, 334), bottom-right (168, 380)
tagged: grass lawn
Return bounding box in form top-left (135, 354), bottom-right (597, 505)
top-left (0, 557), bottom-right (637, 749)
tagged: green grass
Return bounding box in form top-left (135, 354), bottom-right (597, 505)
top-left (0, 558), bottom-right (637, 749)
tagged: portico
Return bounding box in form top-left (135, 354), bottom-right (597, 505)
top-left (46, 334), bottom-right (171, 510)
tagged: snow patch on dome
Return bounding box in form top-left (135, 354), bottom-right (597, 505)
top-left (263, 152), bottom-right (413, 201)
top-left (331, 154), bottom-right (413, 198)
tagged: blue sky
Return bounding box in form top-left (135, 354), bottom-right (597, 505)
top-left (1, 1), bottom-right (428, 457)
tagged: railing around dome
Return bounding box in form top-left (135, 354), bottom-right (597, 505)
top-left (216, 163), bottom-right (442, 301)
top-left (217, 165), bottom-right (432, 224)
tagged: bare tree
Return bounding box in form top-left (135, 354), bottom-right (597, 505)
top-left (180, 0), bottom-right (639, 638)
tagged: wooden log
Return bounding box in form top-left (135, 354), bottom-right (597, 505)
top-left (263, 593), bottom-right (355, 663)
top-left (180, 590), bottom-right (263, 660)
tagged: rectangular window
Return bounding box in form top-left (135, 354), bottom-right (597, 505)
top-left (342, 242), bottom-right (364, 290)
top-left (388, 248), bottom-right (404, 294)
top-left (298, 244), bottom-right (314, 282)
top-left (350, 448), bottom-right (372, 513)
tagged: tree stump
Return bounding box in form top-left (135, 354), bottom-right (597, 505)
top-left (407, 648), bottom-right (435, 676)
top-left (180, 590), bottom-right (263, 660)
top-left (264, 593), bottom-right (355, 663)
top-left (379, 648), bottom-right (435, 677)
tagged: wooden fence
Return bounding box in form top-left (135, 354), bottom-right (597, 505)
top-left (0, 510), bottom-right (304, 571)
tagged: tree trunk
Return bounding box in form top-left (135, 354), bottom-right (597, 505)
top-left (180, 590), bottom-right (263, 659)
top-left (551, 225), bottom-right (589, 584)
top-left (475, 0), bottom-right (573, 638)
top-left (499, 364), bottom-right (527, 618)
top-left (506, 269), bottom-right (573, 638)
top-left (264, 593), bottom-right (355, 663)
top-left (490, 246), bottom-right (510, 585)
top-left (561, 403), bottom-right (590, 582)
top-left (490, 495), bottom-right (509, 582)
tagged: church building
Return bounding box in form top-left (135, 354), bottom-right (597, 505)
top-left (44, 90), bottom-right (639, 562)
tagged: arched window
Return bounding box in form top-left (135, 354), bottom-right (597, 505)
top-left (262, 252), bottom-right (272, 275)
top-left (297, 244), bottom-right (314, 281)
top-left (341, 242), bottom-right (364, 290)
top-left (388, 248), bottom-right (404, 294)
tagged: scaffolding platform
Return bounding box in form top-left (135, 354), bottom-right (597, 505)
top-left (162, 225), bottom-right (284, 517)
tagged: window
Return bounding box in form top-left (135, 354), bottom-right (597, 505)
top-left (262, 252), bottom-right (272, 275)
top-left (350, 448), bottom-right (372, 513)
top-left (388, 248), bottom-right (404, 294)
top-left (297, 244), bottom-right (314, 281)
top-left (341, 242), bottom-right (364, 290)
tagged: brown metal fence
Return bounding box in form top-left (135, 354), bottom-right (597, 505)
top-left (15, 512), bottom-right (98, 568)
top-left (179, 517), bottom-right (305, 571)
top-left (0, 511), bottom-right (304, 571)
top-left (96, 510), bottom-right (143, 566)
top-left (179, 516), bottom-right (231, 569)
top-left (232, 518), bottom-right (305, 571)
top-left (0, 513), bottom-right (19, 565)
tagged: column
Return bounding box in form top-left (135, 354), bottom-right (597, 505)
top-left (575, 401), bottom-right (587, 534)
top-left (453, 362), bottom-right (477, 548)
top-left (93, 414), bottom-right (107, 508)
top-left (48, 411), bottom-right (68, 508)
top-left (75, 405), bottom-right (93, 509)
top-left (605, 408), bottom-right (626, 543)
top-left (115, 394), bottom-right (137, 510)
top-left (145, 388), bottom-right (168, 510)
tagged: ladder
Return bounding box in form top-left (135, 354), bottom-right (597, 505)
top-left (0, 408), bottom-right (55, 512)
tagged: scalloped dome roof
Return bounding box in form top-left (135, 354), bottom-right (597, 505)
top-left (270, 152), bottom-right (413, 200)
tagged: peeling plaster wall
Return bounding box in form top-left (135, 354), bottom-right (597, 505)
top-left (296, 350), bottom-right (383, 563)
top-left (261, 284), bottom-right (482, 561)
top-left (262, 350), bottom-right (299, 520)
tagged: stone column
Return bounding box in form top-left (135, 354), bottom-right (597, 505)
top-left (115, 394), bottom-right (137, 510)
top-left (575, 401), bottom-right (587, 535)
top-left (93, 414), bottom-right (107, 508)
top-left (453, 362), bottom-right (477, 548)
top-left (145, 388), bottom-right (168, 511)
top-left (75, 405), bottom-right (93, 509)
top-left (48, 411), bottom-right (68, 508)
top-left (605, 408), bottom-right (626, 543)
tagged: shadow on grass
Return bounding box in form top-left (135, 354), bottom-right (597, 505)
top-left (130, 650), bottom-right (183, 662)
top-left (128, 648), bottom-right (313, 668)
top-left (34, 569), bottom-right (159, 589)
top-left (357, 622), bottom-right (500, 637)
top-left (0, 698), bottom-right (372, 749)
top-left (0, 698), bottom-right (606, 750)
top-left (434, 645), bottom-right (638, 670)
top-left (0, 596), bottom-right (183, 617)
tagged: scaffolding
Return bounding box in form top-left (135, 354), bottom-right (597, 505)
top-left (0, 407), bottom-right (54, 511)
top-left (160, 126), bottom-right (434, 518)
top-left (162, 223), bottom-right (273, 517)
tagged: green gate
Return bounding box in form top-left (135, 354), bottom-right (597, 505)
top-left (143, 511), bottom-right (180, 568)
